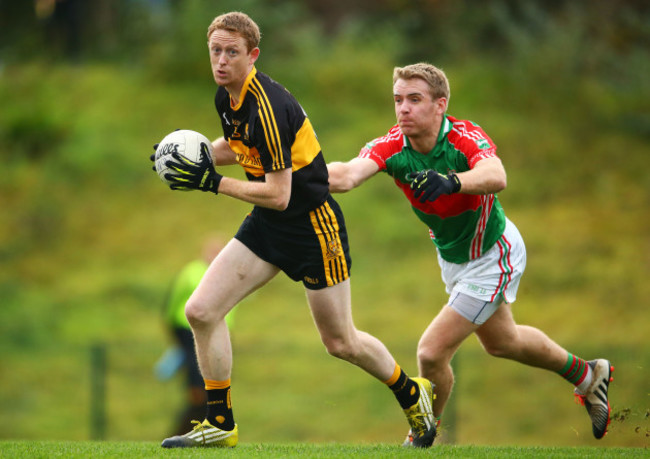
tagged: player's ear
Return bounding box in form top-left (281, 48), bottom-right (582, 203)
top-left (249, 47), bottom-right (260, 64)
top-left (436, 97), bottom-right (448, 114)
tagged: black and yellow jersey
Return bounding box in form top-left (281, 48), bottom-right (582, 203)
top-left (215, 68), bottom-right (329, 220)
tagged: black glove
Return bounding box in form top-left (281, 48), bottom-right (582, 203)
top-left (164, 142), bottom-right (223, 194)
top-left (408, 169), bottom-right (461, 203)
top-left (149, 144), bottom-right (158, 171)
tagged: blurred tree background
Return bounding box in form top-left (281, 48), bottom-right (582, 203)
top-left (1, 0), bottom-right (648, 448)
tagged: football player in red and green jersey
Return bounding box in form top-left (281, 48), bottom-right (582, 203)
top-left (328, 63), bottom-right (612, 444)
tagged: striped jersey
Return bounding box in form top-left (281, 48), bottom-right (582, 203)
top-left (359, 115), bottom-right (506, 263)
top-left (215, 68), bottom-right (329, 220)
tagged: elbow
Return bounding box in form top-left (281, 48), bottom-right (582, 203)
top-left (495, 175), bottom-right (507, 192)
top-left (275, 201), bottom-right (290, 212)
top-left (490, 169), bottom-right (507, 193)
top-left (270, 193), bottom-right (291, 211)
top-left (329, 181), bottom-right (352, 194)
top-left (329, 175), bottom-right (359, 193)
top-left (327, 163), bottom-right (356, 193)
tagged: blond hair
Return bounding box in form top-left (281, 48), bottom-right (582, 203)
top-left (207, 12), bottom-right (261, 52)
top-left (393, 63), bottom-right (450, 101)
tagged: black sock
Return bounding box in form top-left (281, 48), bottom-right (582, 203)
top-left (206, 387), bottom-right (235, 431)
top-left (389, 369), bottom-right (420, 409)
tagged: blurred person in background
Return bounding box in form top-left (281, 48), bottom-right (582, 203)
top-left (327, 62), bottom-right (613, 445)
top-left (155, 236), bottom-right (234, 437)
top-left (151, 12), bottom-right (436, 449)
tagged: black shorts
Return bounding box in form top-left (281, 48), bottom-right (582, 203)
top-left (234, 195), bottom-right (351, 290)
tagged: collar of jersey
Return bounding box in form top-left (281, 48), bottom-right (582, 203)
top-left (230, 67), bottom-right (258, 111)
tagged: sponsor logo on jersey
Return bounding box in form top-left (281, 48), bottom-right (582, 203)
top-left (235, 153), bottom-right (263, 168)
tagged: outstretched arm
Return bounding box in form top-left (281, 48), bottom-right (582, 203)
top-left (456, 156), bottom-right (507, 195)
top-left (409, 156), bottom-right (507, 203)
top-left (327, 157), bottom-right (380, 193)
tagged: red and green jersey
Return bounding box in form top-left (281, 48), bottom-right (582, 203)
top-left (358, 115), bottom-right (506, 263)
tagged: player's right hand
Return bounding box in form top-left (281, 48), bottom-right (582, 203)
top-left (150, 144), bottom-right (158, 171)
top-left (151, 130), bottom-right (178, 171)
top-left (164, 143), bottom-right (223, 195)
top-left (409, 169), bottom-right (461, 203)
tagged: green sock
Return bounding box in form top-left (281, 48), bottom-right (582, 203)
top-left (558, 352), bottom-right (590, 389)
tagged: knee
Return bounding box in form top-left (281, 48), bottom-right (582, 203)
top-left (481, 340), bottom-right (513, 358)
top-left (322, 336), bottom-right (357, 362)
top-left (185, 297), bottom-right (220, 329)
top-left (416, 341), bottom-right (447, 371)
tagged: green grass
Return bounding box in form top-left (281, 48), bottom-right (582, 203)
top-left (0, 441), bottom-right (645, 458)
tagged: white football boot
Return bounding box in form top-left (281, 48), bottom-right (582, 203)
top-left (161, 419), bottom-right (238, 448)
top-left (574, 359), bottom-right (614, 439)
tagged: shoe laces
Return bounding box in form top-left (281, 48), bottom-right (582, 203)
top-left (574, 393), bottom-right (586, 406)
top-left (407, 410), bottom-right (432, 436)
top-left (189, 419), bottom-right (208, 443)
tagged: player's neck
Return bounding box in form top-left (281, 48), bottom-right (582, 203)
top-left (225, 82), bottom-right (243, 107)
top-left (408, 131), bottom-right (438, 154)
top-left (407, 119), bottom-right (442, 154)
top-left (226, 67), bottom-right (255, 108)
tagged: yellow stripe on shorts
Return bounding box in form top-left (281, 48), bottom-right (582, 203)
top-left (309, 201), bottom-right (349, 286)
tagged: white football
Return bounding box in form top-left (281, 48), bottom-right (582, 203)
top-left (154, 129), bottom-right (213, 186)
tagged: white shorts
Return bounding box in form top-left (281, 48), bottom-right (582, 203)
top-left (437, 217), bottom-right (526, 304)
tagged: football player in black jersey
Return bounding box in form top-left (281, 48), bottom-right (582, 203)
top-left (158, 12), bottom-right (436, 449)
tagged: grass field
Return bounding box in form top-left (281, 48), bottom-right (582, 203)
top-left (0, 441), bottom-right (646, 458)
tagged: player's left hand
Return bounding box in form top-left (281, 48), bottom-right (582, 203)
top-left (164, 143), bottom-right (223, 195)
top-left (408, 169), bottom-right (461, 203)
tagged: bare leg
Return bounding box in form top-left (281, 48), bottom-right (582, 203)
top-left (474, 302), bottom-right (567, 370)
top-left (416, 305), bottom-right (479, 418)
top-left (306, 279), bottom-right (396, 381)
top-left (185, 238), bottom-right (280, 380)
top-left (418, 300), bottom-right (574, 420)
